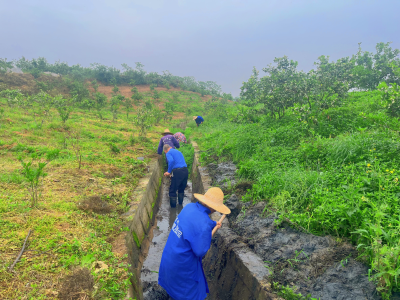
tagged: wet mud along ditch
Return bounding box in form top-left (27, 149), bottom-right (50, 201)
top-left (126, 143), bottom-right (388, 300)
top-left (202, 161), bottom-right (383, 300)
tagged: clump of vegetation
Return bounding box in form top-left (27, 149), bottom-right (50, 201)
top-left (195, 42), bottom-right (400, 299)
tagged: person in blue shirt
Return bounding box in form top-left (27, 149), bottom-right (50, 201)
top-left (158, 187), bottom-right (231, 300)
top-left (193, 116), bottom-right (204, 127)
top-left (163, 144), bottom-right (188, 207)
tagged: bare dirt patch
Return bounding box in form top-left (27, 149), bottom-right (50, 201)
top-left (58, 268), bottom-right (94, 300)
top-left (78, 195), bottom-right (113, 214)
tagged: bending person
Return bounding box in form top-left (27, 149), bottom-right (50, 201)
top-left (193, 115), bottom-right (204, 127)
top-left (163, 144), bottom-right (188, 207)
top-left (158, 187), bottom-right (231, 300)
top-left (157, 129), bottom-right (180, 155)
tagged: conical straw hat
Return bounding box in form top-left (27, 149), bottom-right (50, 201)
top-left (193, 116), bottom-right (198, 120)
top-left (161, 128), bottom-right (173, 135)
top-left (194, 187), bottom-right (231, 215)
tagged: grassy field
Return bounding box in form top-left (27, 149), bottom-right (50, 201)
top-left (0, 77), bottom-right (202, 299)
top-left (193, 90), bottom-right (400, 299)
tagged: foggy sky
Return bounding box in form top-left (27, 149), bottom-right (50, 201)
top-left (0, 0), bottom-right (399, 96)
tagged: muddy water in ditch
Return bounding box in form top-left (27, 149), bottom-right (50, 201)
top-left (141, 179), bottom-right (194, 299)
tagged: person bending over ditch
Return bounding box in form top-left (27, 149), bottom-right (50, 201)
top-left (158, 187), bottom-right (231, 300)
top-left (193, 115), bottom-right (204, 127)
top-left (163, 144), bottom-right (188, 207)
top-left (157, 129), bottom-right (180, 155)
top-left (173, 131), bottom-right (187, 144)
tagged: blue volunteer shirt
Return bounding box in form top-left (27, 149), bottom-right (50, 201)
top-left (195, 116), bottom-right (204, 124)
top-left (158, 202), bottom-right (217, 300)
top-left (166, 148), bottom-right (187, 173)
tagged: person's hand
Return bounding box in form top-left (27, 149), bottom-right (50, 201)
top-left (164, 172), bottom-right (171, 177)
top-left (215, 221), bottom-right (222, 230)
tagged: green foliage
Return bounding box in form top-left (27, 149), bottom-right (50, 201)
top-left (54, 95), bottom-right (73, 123)
top-left (12, 57), bottom-right (222, 96)
top-left (273, 282), bottom-right (319, 300)
top-left (0, 89), bottom-right (24, 107)
top-left (133, 106), bottom-right (155, 137)
top-left (196, 88), bottom-right (400, 298)
top-left (109, 142), bottom-right (120, 154)
top-left (379, 82), bottom-right (400, 117)
top-left (152, 89), bottom-right (160, 100)
top-left (94, 92), bottom-right (107, 120)
top-left (0, 58), bottom-right (13, 74)
top-left (178, 143), bottom-right (194, 175)
top-left (110, 94), bottom-right (124, 122)
top-left (19, 150), bottom-right (59, 207)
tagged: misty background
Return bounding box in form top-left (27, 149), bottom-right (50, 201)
top-left (0, 0), bottom-right (399, 96)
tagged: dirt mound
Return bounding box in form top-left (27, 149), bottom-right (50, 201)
top-left (58, 268), bottom-right (94, 300)
top-left (78, 195), bottom-right (112, 214)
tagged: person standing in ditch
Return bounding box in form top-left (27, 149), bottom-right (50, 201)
top-left (163, 144), bottom-right (188, 207)
top-left (193, 115), bottom-right (204, 127)
top-left (157, 129), bottom-right (180, 155)
top-left (158, 187), bottom-right (231, 300)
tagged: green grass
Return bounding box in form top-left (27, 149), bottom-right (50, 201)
top-left (194, 90), bottom-right (400, 299)
top-left (0, 86), bottom-right (205, 299)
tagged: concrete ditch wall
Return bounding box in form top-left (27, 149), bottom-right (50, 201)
top-left (123, 156), bottom-right (164, 300)
top-left (190, 142), bottom-right (277, 300)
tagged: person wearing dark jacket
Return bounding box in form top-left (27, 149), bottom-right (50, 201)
top-left (163, 144), bottom-right (188, 207)
top-left (193, 116), bottom-right (204, 127)
top-left (158, 187), bottom-right (231, 300)
top-left (157, 129), bottom-right (180, 155)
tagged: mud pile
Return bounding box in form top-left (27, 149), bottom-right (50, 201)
top-left (204, 162), bottom-right (382, 300)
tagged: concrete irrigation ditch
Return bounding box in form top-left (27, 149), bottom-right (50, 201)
top-left (123, 142), bottom-right (385, 300)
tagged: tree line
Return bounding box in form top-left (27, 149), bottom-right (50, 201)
top-left (240, 42), bottom-right (400, 121)
top-left (0, 57), bottom-right (225, 97)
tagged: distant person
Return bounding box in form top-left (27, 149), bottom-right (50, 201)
top-left (193, 115), bottom-right (204, 127)
top-left (158, 187), bottom-right (231, 300)
top-left (163, 144), bottom-right (188, 207)
top-left (157, 129), bottom-right (180, 155)
top-left (174, 132), bottom-right (187, 144)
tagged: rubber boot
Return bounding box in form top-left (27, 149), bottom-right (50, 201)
top-left (170, 197), bottom-right (177, 208)
top-left (178, 193), bottom-right (184, 205)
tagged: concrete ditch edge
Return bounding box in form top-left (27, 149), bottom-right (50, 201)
top-left (123, 156), bottom-right (164, 300)
top-left (190, 141), bottom-right (277, 300)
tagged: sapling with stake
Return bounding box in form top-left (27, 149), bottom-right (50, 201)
top-left (67, 130), bottom-right (83, 169)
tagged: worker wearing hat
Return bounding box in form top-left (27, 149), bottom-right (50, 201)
top-left (157, 129), bottom-right (180, 155)
top-left (193, 116), bottom-right (204, 127)
top-left (158, 187), bottom-right (231, 300)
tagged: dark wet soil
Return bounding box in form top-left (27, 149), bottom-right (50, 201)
top-left (141, 180), bottom-right (194, 300)
top-left (208, 162), bottom-right (382, 300)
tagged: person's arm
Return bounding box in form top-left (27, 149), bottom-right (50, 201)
top-left (172, 136), bottom-right (180, 149)
top-left (185, 220), bottom-right (216, 257)
top-left (167, 152), bottom-right (175, 174)
top-left (157, 139), bottom-right (163, 155)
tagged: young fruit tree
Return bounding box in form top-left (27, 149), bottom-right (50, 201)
top-left (133, 106), bottom-right (154, 137)
top-left (19, 150), bottom-right (59, 207)
top-left (54, 95), bottom-right (74, 124)
top-left (110, 94), bottom-right (124, 122)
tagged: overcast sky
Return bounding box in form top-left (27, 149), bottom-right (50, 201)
top-left (1, 0), bottom-right (399, 96)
